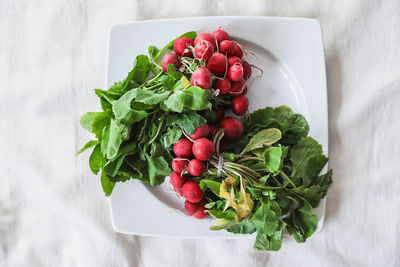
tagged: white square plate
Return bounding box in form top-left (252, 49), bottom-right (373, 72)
top-left (107, 16), bottom-right (328, 238)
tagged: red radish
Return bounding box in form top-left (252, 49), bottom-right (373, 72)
top-left (176, 187), bottom-right (183, 197)
top-left (227, 64), bottom-right (244, 82)
top-left (231, 95), bottom-right (249, 116)
top-left (219, 117), bottom-right (244, 140)
top-left (172, 158), bottom-right (188, 173)
top-left (209, 125), bottom-right (217, 138)
top-left (173, 138), bottom-right (193, 158)
top-left (233, 44), bottom-right (244, 58)
top-left (242, 60), bottom-right (252, 79)
top-left (191, 67), bottom-right (213, 89)
top-left (228, 56), bottom-right (242, 66)
top-left (194, 33), bottom-right (217, 47)
top-left (193, 199), bottom-right (208, 219)
top-left (170, 172), bottom-right (187, 188)
top-left (182, 181), bottom-right (204, 203)
top-left (188, 123), bottom-right (210, 140)
top-left (184, 200), bottom-right (199, 215)
top-left (162, 53), bottom-right (182, 73)
top-left (229, 77), bottom-right (246, 96)
top-left (214, 107), bottom-right (225, 122)
top-left (173, 37), bottom-right (194, 57)
top-left (213, 29), bottom-right (230, 44)
top-left (215, 78), bottom-right (231, 94)
top-left (206, 53), bottom-right (228, 76)
top-left (219, 40), bottom-right (235, 56)
top-left (188, 159), bottom-right (206, 176)
top-left (192, 138), bottom-right (215, 161)
top-left (194, 40), bottom-right (214, 60)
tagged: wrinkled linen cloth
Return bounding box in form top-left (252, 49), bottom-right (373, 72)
top-left (1, 0), bottom-right (399, 266)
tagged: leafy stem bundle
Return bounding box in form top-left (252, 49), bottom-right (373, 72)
top-left (200, 106), bottom-right (332, 250)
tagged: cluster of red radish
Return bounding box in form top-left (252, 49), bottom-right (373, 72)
top-left (164, 29), bottom-right (251, 219)
top-left (162, 29), bottom-right (252, 116)
top-left (169, 115), bottom-right (244, 219)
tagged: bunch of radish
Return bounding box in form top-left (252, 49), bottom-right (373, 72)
top-left (162, 29), bottom-right (253, 116)
top-left (164, 29), bottom-right (252, 219)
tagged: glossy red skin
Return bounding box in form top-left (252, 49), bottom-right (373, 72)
top-left (215, 78), bottom-right (231, 94)
top-left (184, 200), bottom-right (199, 215)
top-left (170, 172), bottom-right (187, 188)
top-left (172, 158), bottom-right (188, 173)
top-left (193, 199), bottom-right (208, 219)
top-left (242, 60), bottom-right (252, 79)
top-left (228, 56), bottom-right (242, 66)
top-left (231, 95), bottom-right (249, 116)
top-left (194, 33), bottom-right (217, 47)
top-left (219, 40), bottom-right (235, 56)
top-left (174, 37), bottom-right (194, 57)
top-left (162, 53), bottom-right (182, 73)
top-left (233, 44), bottom-right (244, 58)
top-left (214, 107), bottom-right (225, 122)
top-left (229, 77), bottom-right (246, 96)
top-left (213, 29), bottom-right (230, 44)
top-left (191, 67), bottom-right (213, 89)
top-left (194, 40), bottom-right (214, 60)
top-left (206, 53), bottom-right (228, 76)
top-left (219, 117), bottom-right (244, 140)
top-left (192, 138), bottom-right (215, 161)
top-left (173, 138), bottom-right (193, 158)
top-left (188, 123), bottom-right (210, 140)
top-left (182, 181), bottom-right (204, 203)
top-left (188, 159), bottom-right (206, 176)
top-left (227, 64), bottom-right (244, 82)
top-left (209, 125), bottom-right (217, 138)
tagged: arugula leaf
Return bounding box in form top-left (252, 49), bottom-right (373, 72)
top-left (76, 140), bottom-right (99, 156)
top-left (134, 89), bottom-right (170, 105)
top-left (240, 128), bottom-right (281, 155)
top-left (146, 154), bottom-right (171, 186)
top-left (106, 119), bottom-right (131, 159)
top-left (208, 209), bottom-right (236, 225)
top-left (167, 64), bottom-right (182, 80)
top-left (199, 180), bottom-right (221, 196)
top-left (254, 221), bottom-right (285, 251)
top-left (166, 110), bottom-right (206, 134)
top-left (291, 185), bottom-right (323, 208)
top-left (95, 89), bottom-right (122, 107)
top-left (103, 142), bottom-right (137, 177)
top-left (290, 137), bottom-right (328, 186)
top-left (160, 126), bottom-right (182, 148)
top-left (311, 169), bottom-right (333, 197)
top-left (80, 112), bottom-right (101, 132)
top-left (162, 86), bottom-right (212, 112)
top-left (123, 55), bottom-right (151, 90)
top-left (226, 219), bottom-right (256, 234)
top-left (101, 171), bottom-right (116, 197)
top-left (112, 90), bottom-right (148, 125)
top-left (92, 111), bottom-right (111, 138)
top-left (285, 202), bottom-right (318, 243)
top-left (251, 204), bottom-right (280, 236)
top-left (244, 106), bottom-right (309, 145)
top-left (263, 145), bottom-right (288, 175)
top-left (89, 144), bottom-right (104, 175)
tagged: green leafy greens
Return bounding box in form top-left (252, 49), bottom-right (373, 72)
top-left (201, 106), bottom-right (332, 251)
top-left (77, 31), bottom-right (217, 196)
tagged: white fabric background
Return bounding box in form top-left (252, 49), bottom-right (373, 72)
top-left (1, 0), bottom-right (400, 266)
